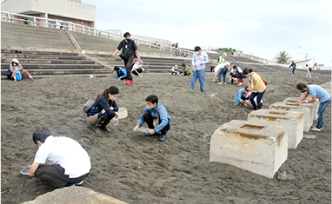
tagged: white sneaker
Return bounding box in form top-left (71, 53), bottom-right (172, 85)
top-left (75, 180), bottom-right (84, 186)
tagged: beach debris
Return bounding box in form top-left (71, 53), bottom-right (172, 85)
top-left (277, 171), bottom-right (287, 180)
top-left (210, 93), bottom-right (216, 97)
top-left (303, 135), bottom-right (316, 139)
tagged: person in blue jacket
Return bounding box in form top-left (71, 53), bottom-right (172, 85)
top-left (113, 66), bottom-right (127, 80)
top-left (133, 95), bottom-right (171, 141)
top-left (233, 86), bottom-right (250, 106)
top-left (86, 86), bottom-right (119, 132)
top-left (289, 61), bottom-right (296, 76)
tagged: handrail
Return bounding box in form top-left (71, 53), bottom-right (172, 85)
top-left (1, 10), bottom-right (195, 57)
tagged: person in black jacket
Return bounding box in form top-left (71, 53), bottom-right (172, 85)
top-left (112, 32), bottom-right (140, 85)
top-left (86, 86), bottom-right (119, 132)
top-left (289, 61), bottom-right (296, 76)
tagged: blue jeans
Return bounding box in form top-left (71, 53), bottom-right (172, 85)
top-left (316, 98), bottom-right (331, 129)
top-left (190, 69), bottom-right (205, 92)
top-left (249, 89), bottom-right (266, 110)
top-left (218, 68), bottom-right (228, 83)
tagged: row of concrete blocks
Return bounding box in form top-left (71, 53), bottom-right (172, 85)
top-left (210, 96), bottom-right (319, 178)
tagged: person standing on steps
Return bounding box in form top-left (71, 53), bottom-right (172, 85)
top-left (86, 86), bottom-right (120, 133)
top-left (112, 32), bottom-right (140, 85)
top-left (295, 83), bottom-right (331, 132)
top-left (289, 61), bottom-right (296, 76)
top-left (190, 46), bottom-right (209, 93)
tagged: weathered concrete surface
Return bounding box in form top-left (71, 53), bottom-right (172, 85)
top-left (269, 102), bottom-right (312, 132)
top-left (21, 186), bottom-right (127, 204)
top-left (247, 109), bottom-right (304, 149)
top-left (210, 120), bottom-right (288, 178)
top-left (283, 97), bottom-right (319, 120)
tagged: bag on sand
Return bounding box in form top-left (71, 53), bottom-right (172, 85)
top-left (83, 100), bottom-right (95, 113)
top-left (15, 70), bottom-right (22, 81)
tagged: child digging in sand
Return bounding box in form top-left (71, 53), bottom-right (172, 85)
top-left (233, 86), bottom-right (250, 106)
top-left (133, 95), bottom-right (171, 141)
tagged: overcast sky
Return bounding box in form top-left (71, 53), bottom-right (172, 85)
top-left (0, 0), bottom-right (332, 66)
top-left (82, 0), bottom-right (331, 66)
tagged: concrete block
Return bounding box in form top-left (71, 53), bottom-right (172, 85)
top-left (247, 109), bottom-right (304, 149)
top-left (210, 120), bottom-right (288, 178)
top-left (283, 97), bottom-right (319, 120)
top-left (269, 102), bottom-right (312, 132)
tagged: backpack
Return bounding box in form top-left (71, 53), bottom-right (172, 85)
top-left (15, 70), bottom-right (22, 81)
top-left (83, 100), bottom-right (95, 113)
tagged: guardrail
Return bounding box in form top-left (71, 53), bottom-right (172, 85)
top-left (1, 11), bottom-right (195, 57)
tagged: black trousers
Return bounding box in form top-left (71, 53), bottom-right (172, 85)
top-left (241, 95), bottom-right (249, 101)
top-left (35, 164), bottom-right (89, 188)
top-left (143, 112), bottom-right (170, 134)
top-left (132, 68), bottom-right (142, 76)
top-left (123, 57), bottom-right (134, 81)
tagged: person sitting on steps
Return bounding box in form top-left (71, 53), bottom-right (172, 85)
top-left (6, 59), bottom-right (34, 81)
top-left (133, 95), bottom-right (171, 141)
top-left (86, 86), bottom-right (120, 133)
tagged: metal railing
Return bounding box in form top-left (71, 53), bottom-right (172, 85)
top-left (1, 11), bottom-right (194, 57)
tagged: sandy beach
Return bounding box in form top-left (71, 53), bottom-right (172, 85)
top-left (1, 71), bottom-right (331, 204)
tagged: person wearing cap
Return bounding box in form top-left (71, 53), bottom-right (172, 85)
top-left (131, 59), bottom-right (144, 77)
top-left (218, 53), bottom-right (227, 64)
top-left (190, 46), bottom-right (209, 93)
top-left (212, 62), bottom-right (230, 83)
top-left (112, 32), bottom-right (140, 85)
top-left (295, 83), bottom-right (331, 132)
top-left (6, 59), bottom-right (34, 81)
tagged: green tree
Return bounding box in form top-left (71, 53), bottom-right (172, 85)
top-left (275, 51), bottom-right (291, 64)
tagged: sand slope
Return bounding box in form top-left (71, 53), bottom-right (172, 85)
top-left (1, 72), bottom-right (331, 204)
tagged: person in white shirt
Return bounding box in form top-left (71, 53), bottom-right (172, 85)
top-left (306, 64), bottom-right (312, 78)
top-left (131, 59), bottom-right (144, 77)
top-left (29, 127), bottom-right (91, 188)
top-left (229, 66), bottom-right (244, 86)
top-left (212, 62), bottom-right (230, 82)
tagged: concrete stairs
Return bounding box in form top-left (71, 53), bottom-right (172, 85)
top-left (1, 22), bottom-right (76, 50)
top-left (1, 49), bottom-right (110, 79)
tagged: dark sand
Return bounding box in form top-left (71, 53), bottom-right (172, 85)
top-left (1, 71), bottom-right (331, 204)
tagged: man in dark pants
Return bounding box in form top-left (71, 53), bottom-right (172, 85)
top-left (112, 32), bottom-right (140, 85)
top-left (29, 127), bottom-right (91, 188)
top-left (133, 95), bottom-right (171, 141)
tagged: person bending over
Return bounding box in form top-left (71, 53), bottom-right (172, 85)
top-left (212, 62), bottom-right (230, 83)
top-left (86, 86), bottom-right (119, 132)
top-left (133, 95), bottom-right (171, 141)
top-left (131, 59), bottom-right (144, 77)
top-left (295, 83), bottom-right (330, 132)
top-left (6, 59), bottom-right (34, 81)
top-left (230, 66), bottom-right (244, 86)
top-left (243, 68), bottom-right (266, 110)
top-left (29, 127), bottom-right (91, 188)
top-left (233, 86), bottom-right (250, 106)
top-left (113, 66), bottom-right (127, 80)
top-left (182, 63), bottom-right (192, 76)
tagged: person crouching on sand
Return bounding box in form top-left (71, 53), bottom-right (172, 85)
top-left (113, 66), bottom-right (127, 80)
top-left (86, 86), bottom-right (120, 133)
top-left (6, 59), bottom-right (34, 81)
top-left (294, 83), bottom-right (331, 132)
top-left (233, 86), bottom-right (250, 106)
top-left (29, 127), bottom-right (91, 188)
top-left (133, 95), bottom-right (171, 141)
top-left (182, 63), bottom-right (192, 76)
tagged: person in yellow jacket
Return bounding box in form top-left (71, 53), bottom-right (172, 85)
top-left (242, 68), bottom-right (266, 110)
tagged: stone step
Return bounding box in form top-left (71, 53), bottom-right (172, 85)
top-left (1, 54), bottom-right (85, 60)
top-left (1, 50), bottom-right (78, 56)
top-left (1, 64), bottom-right (105, 69)
top-left (1, 69), bottom-right (110, 75)
top-left (2, 73), bottom-right (111, 80)
top-left (1, 59), bottom-right (95, 64)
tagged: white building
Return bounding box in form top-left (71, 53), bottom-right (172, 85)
top-left (1, 0), bottom-right (95, 28)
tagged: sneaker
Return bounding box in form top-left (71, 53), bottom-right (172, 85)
top-left (75, 180), bottom-right (84, 186)
top-left (311, 127), bottom-right (321, 132)
top-left (100, 124), bottom-right (111, 132)
top-left (126, 80), bottom-right (133, 84)
top-left (159, 134), bottom-right (166, 141)
top-left (145, 133), bottom-right (153, 137)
